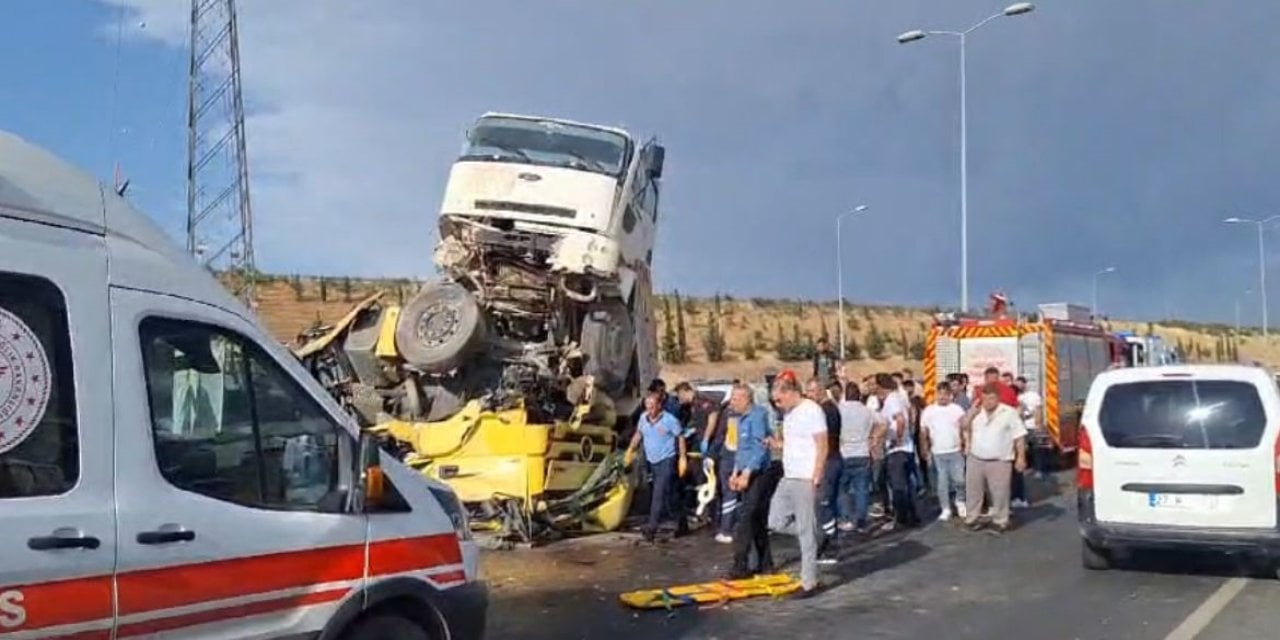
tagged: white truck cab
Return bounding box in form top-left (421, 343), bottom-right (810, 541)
top-left (0, 131), bottom-right (486, 639)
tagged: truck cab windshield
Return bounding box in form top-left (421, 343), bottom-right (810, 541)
top-left (461, 116), bottom-right (629, 177)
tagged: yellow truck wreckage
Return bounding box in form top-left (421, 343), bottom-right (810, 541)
top-left (293, 292), bottom-right (637, 546)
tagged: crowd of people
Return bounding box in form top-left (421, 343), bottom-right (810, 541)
top-left (623, 337), bottom-right (1052, 599)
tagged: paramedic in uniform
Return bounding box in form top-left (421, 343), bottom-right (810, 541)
top-left (725, 384), bottom-right (774, 579)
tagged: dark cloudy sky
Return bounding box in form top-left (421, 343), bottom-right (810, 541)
top-left (4, 0), bottom-right (1280, 323)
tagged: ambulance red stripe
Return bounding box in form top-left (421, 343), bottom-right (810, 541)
top-left (116, 588), bottom-right (350, 637)
top-left (5, 533), bottom-right (462, 635)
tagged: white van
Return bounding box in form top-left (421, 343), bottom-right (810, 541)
top-left (1077, 364), bottom-right (1280, 572)
top-left (0, 131), bottom-right (486, 638)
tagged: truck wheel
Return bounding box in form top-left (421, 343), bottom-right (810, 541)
top-left (580, 301), bottom-right (634, 396)
top-left (396, 282), bottom-right (486, 373)
top-left (341, 614), bottom-right (431, 640)
top-left (1082, 539), bottom-right (1111, 571)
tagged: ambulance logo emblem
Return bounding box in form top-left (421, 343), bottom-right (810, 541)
top-left (0, 307), bottom-right (51, 455)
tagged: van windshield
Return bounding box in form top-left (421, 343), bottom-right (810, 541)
top-left (1098, 379), bottom-right (1266, 449)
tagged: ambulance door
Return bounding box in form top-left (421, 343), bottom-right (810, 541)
top-left (109, 288), bottom-right (368, 638)
top-left (0, 218), bottom-right (116, 638)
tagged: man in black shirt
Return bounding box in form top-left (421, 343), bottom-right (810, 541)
top-left (806, 378), bottom-right (843, 563)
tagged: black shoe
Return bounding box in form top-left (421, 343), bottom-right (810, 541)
top-left (964, 520), bottom-right (984, 532)
top-left (727, 568), bottom-right (753, 581)
top-left (641, 528), bottom-right (656, 543)
top-left (792, 585), bottom-right (822, 600)
top-left (817, 552), bottom-right (839, 566)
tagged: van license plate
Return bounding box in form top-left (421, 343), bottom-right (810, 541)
top-left (1147, 493), bottom-right (1213, 510)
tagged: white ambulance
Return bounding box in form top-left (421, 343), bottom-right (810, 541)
top-left (0, 131), bottom-right (486, 638)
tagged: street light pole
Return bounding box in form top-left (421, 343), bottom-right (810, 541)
top-left (836, 204), bottom-right (870, 360)
top-left (1092, 266), bottom-right (1116, 319)
top-left (897, 3), bottom-right (1035, 313)
top-left (1224, 215), bottom-right (1280, 337)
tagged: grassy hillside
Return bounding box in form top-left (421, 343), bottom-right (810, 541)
top-left (237, 275), bottom-right (1277, 381)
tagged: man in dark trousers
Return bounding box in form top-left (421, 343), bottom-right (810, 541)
top-left (624, 392), bottom-right (689, 542)
top-left (725, 384), bottom-right (774, 579)
top-left (812, 337), bottom-right (839, 388)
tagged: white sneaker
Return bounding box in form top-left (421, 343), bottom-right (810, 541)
top-left (714, 533), bottom-right (734, 544)
top-left (1011, 499), bottom-right (1029, 509)
top-left (955, 503), bottom-right (968, 519)
top-left (937, 511), bottom-right (951, 522)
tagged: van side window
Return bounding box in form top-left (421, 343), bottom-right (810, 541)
top-left (139, 318), bottom-right (342, 511)
top-left (0, 273), bottom-right (78, 498)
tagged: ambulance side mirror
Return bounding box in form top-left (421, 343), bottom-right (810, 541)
top-left (357, 432), bottom-right (387, 510)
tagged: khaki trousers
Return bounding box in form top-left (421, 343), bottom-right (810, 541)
top-left (965, 456), bottom-right (1012, 527)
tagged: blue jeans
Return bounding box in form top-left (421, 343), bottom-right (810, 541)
top-left (838, 456), bottom-right (872, 529)
top-left (932, 451), bottom-right (965, 513)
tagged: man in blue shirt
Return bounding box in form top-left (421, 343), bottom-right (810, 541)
top-left (625, 391), bottom-right (689, 542)
top-left (724, 384), bottom-right (774, 579)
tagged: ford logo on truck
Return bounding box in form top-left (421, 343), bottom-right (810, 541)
top-left (517, 172), bottom-right (542, 182)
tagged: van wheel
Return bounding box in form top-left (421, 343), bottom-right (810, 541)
top-left (1082, 539), bottom-right (1111, 571)
top-left (341, 614), bottom-right (431, 640)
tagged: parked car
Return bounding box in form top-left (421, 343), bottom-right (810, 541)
top-left (1077, 364), bottom-right (1280, 575)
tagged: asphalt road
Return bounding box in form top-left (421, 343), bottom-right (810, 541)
top-left (481, 475), bottom-right (1280, 640)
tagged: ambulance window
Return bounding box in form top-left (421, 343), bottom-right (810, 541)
top-left (140, 318), bottom-right (342, 512)
top-left (0, 273), bottom-right (79, 498)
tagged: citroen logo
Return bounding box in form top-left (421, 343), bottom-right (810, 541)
top-left (517, 172), bottom-right (542, 182)
top-left (1173, 455), bottom-right (1187, 467)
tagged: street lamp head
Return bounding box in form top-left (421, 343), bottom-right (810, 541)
top-left (1102, 266), bottom-right (1116, 274)
top-left (897, 30), bottom-right (927, 44)
top-left (1224, 217), bottom-right (1245, 224)
top-left (1003, 3), bottom-right (1035, 16)
top-left (853, 204), bottom-right (869, 212)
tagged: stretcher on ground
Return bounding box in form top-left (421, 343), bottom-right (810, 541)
top-left (618, 573), bottom-right (802, 610)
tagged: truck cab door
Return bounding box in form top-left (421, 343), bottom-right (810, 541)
top-left (0, 219), bottom-right (116, 638)
top-left (108, 287), bottom-right (368, 638)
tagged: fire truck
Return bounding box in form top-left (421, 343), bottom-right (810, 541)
top-left (923, 298), bottom-right (1122, 466)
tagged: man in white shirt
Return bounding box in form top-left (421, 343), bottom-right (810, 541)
top-left (961, 383), bottom-right (1028, 533)
top-left (875, 373), bottom-right (919, 529)
top-left (920, 383), bottom-right (967, 521)
top-left (1015, 376), bottom-right (1048, 483)
top-left (766, 371), bottom-right (827, 597)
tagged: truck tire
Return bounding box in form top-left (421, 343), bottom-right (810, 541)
top-left (580, 301), bottom-right (634, 396)
top-left (1081, 539), bottom-right (1111, 571)
top-left (396, 282), bottom-right (486, 374)
top-left (341, 614), bottom-right (431, 640)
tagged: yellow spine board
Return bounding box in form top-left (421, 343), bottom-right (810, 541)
top-left (618, 574), bottom-right (802, 610)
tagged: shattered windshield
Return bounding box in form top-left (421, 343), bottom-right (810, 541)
top-left (461, 116), bottom-right (630, 178)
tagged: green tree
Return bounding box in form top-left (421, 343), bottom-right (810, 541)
top-left (703, 294), bottom-right (727, 362)
top-left (661, 296), bottom-right (681, 363)
top-left (675, 291), bottom-right (689, 363)
top-left (742, 339), bottom-right (758, 361)
top-left (775, 323), bottom-right (786, 353)
top-left (845, 334), bottom-right (864, 360)
top-left (899, 328), bottom-right (911, 358)
top-left (341, 276), bottom-right (354, 302)
top-left (288, 274), bottom-right (305, 301)
top-left (909, 334), bottom-right (926, 360)
top-left (1145, 322), bottom-right (1156, 337)
top-left (819, 313), bottom-right (830, 343)
top-left (318, 277), bottom-right (329, 302)
top-left (866, 323), bottom-right (889, 360)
